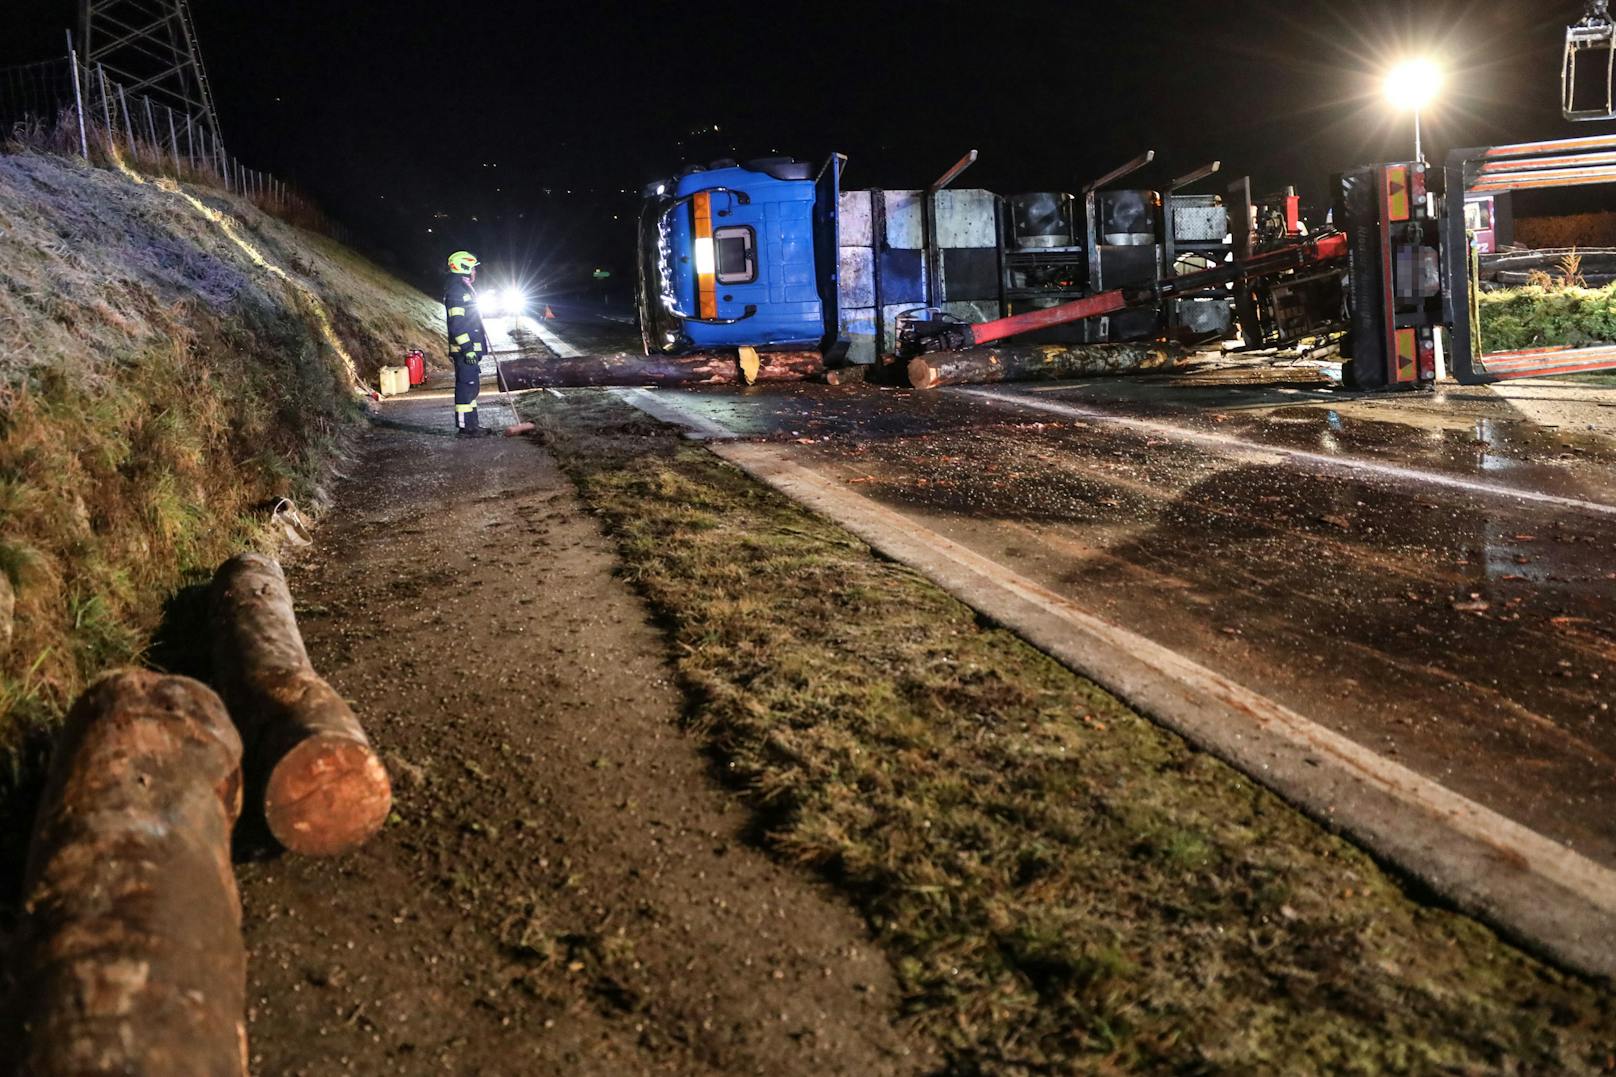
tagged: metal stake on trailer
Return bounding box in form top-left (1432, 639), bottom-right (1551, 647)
top-left (1083, 151), bottom-right (1156, 343)
top-left (922, 149), bottom-right (979, 310)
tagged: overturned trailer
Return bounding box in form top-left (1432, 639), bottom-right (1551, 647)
top-left (632, 151), bottom-right (1373, 385)
top-left (620, 134), bottom-right (1616, 393)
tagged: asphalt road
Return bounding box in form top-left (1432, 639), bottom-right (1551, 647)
top-left (614, 365), bottom-right (1616, 873)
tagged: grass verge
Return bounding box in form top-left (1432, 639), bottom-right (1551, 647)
top-left (522, 390), bottom-right (1616, 1074)
top-left (1479, 282), bottom-right (1616, 352)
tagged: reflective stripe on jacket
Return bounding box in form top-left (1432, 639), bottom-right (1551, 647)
top-left (443, 272), bottom-right (489, 359)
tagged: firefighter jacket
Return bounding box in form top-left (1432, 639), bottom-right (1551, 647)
top-left (443, 273), bottom-right (489, 362)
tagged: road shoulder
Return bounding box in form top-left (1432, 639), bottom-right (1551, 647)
top-left (238, 392), bottom-right (934, 1075)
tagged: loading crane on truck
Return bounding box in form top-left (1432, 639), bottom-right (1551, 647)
top-left (1565, 0), bottom-right (1616, 121)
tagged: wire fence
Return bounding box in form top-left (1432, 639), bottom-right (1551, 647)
top-left (0, 47), bottom-right (336, 235)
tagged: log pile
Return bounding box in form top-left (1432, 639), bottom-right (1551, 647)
top-left (497, 349), bottom-right (824, 390)
top-left (6, 671), bottom-right (248, 1076)
top-left (210, 553), bottom-right (391, 857)
top-left (906, 341), bottom-right (1190, 389)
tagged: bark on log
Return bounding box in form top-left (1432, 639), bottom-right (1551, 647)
top-left (822, 364), bottom-right (870, 386)
top-left (7, 670), bottom-right (246, 1077)
top-left (497, 349), bottom-right (823, 389)
top-left (749, 350), bottom-right (828, 383)
top-left (210, 553), bottom-right (391, 857)
top-left (906, 341), bottom-right (1189, 389)
top-left (499, 350), bottom-right (741, 388)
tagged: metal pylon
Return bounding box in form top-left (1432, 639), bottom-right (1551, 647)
top-left (80, 0), bottom-right (223, 145)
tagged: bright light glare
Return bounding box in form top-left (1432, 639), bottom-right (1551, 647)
top-left (693, 237), bottom-right (716, 275)
top-left (478, 286), bottom-right (527, 318)
top-left (1384, 59), bottom-right (1442, 110)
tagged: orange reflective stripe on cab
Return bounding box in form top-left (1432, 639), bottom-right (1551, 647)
top-left (693, 191), bottom-right (717, 321)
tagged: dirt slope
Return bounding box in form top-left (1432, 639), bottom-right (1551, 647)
top-left (238, 388), bottom-right (934, 1074)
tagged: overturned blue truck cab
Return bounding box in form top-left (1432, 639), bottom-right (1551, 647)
top-left (636, 157), bottom-right (841, 355)
top-left (637, 154), bottom-right (1012, 364)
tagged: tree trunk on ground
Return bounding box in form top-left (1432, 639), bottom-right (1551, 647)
top-left (210, 553), bottom-right (391, 857)
top-left (906, 342), bottom-right (1189, 389)
top-left (498, 350), bottom-right (823, 389)
top-left (499, 351), bottom-right (741, 389)
top-left (7, 670), bottom-right (247, 1077)
top-left (749, 351), bottom-right (826, 383)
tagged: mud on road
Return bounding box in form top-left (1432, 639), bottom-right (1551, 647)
top-left (238, 389), bottom-right (935, 1075)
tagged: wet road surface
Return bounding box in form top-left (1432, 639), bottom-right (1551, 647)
top-left (633, 371), bottom-right (1616, 869)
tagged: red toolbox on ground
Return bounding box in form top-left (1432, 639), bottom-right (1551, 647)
top-left (404, 349), bottom-right (426, 386)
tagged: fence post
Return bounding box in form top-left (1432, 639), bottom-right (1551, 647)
top-left (185, 113), bottom-right (195, 169)
top-left (166, 107), bottom-right (180, 174)
top-left (143, 98), bottom-right (159, 168)
top-left (66, 32), bottom-right (90, 160)
top-left (96, 66), bottom-right (113, 153)
top-left (116, 84), bottom-right (135, 157)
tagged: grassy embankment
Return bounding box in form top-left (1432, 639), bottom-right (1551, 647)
top-left (0, 148), bottom-right (440, 803)
top-left (522, 391), bottom-right (1616, 1074)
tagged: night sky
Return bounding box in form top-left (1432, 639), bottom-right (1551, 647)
top-left (6, 1), bottom-right (1605, 293)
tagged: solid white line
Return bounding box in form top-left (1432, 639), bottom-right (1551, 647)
top-left (517, 314), bottom-right (583, 358)
top-left (954, 386), bottom-right (1616, 519)
top-left (609, 388), bottom-right (736, 441)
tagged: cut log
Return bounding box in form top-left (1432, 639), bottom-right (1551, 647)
top-left (906, 341), bottom-right (1189, 389)
top-left (7, 670), bottom-right (247, 1076)
top-left (499, 350), bottom-right (741, 389)
top-left (497, 349), bottom-right (824, 389)
top-left (822, 364), bottom-right (870, 386)
top-left (210, 553), bottom-right (391, 857)
top-left (749, 350), bottom-right (828, 383)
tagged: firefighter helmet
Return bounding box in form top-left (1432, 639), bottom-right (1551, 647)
top-left (447, 250), bottom-right (480, 276)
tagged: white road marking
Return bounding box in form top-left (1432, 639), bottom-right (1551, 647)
top-left (517, 314), bottom-right (583, 358)
top-left (609, 388), bottom-right (737, 441)
top-left (954, 386), bottom-right (1616, 518)
top-left (617, 387), bottom-right (1616, 980)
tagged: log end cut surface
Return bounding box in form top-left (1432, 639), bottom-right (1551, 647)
top-left (906, 356), bottom-right (940, 390)
top-left (265, 735), bottom-right (393, 857)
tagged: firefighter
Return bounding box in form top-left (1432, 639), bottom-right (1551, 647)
top-left (444, 250), bottom-right (490, 436)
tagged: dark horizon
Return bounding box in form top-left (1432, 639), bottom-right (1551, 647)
top-left (6, 0), bottom-right (1605, 291)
